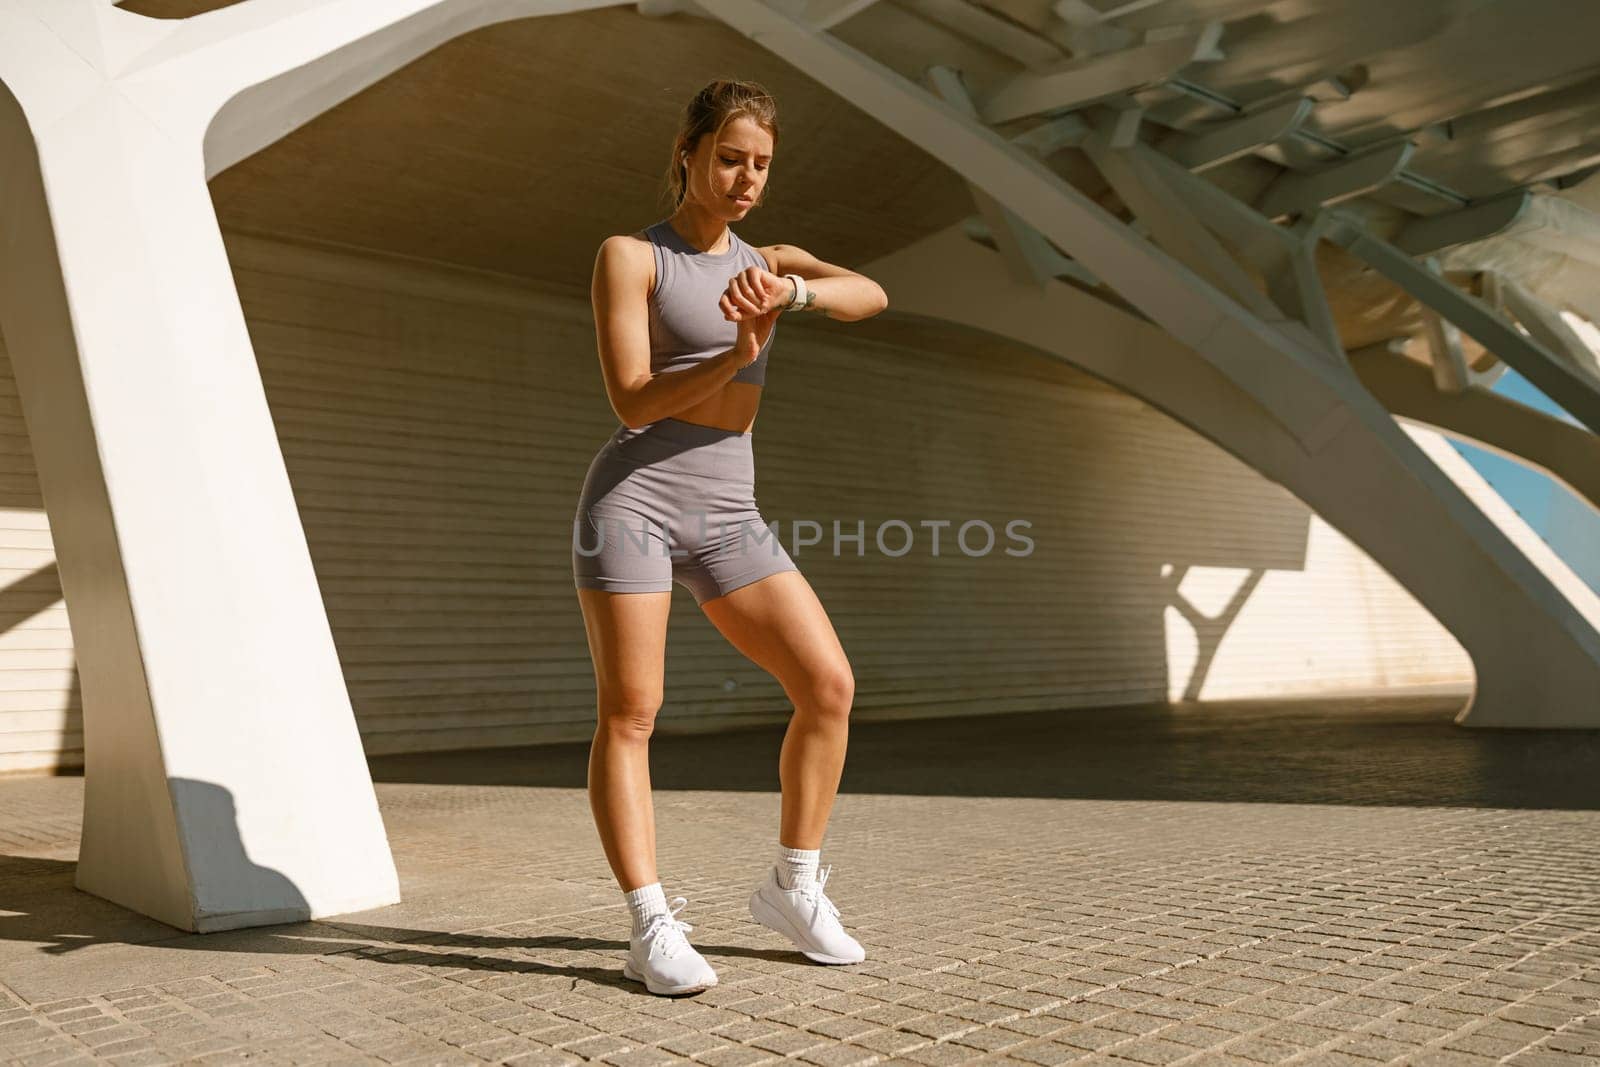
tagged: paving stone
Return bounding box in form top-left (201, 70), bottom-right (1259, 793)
top-left (1100, 1037), bottom-right (1191, 1064)
top-left (1156, 1023), bottom-right (1235, 1049)
top-left (1404, 1051), bottom-right (1500, 1066)
top-left (848, 1026), bottom-right (928, 1055)
top-left (950, 1026), bottom-right (1034, 1053)
top-left (692, 1045), bottom-right (782, 1067)
top-left (1052, 1027), bottom-right (1128, 1052)
top-left (1222, 1036), bottom-right (1301, 1062)
top-left (1504, 1054), bottom-right (1591, 1067)
top-left (795, 1043), bottom-right (880, 1067)
top-left (1, 702), bottom-right (1598, 1067)
top-left (896, 1040), bottom-right (987, 1066)
top-left (1005, 1041), bottom-right (1097, 1066)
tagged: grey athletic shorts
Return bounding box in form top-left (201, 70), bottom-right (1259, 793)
top-left (572, 418), bottom-right (800, 604)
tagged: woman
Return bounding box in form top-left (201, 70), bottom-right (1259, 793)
top-left (572, 79), bottom-right (889, 996)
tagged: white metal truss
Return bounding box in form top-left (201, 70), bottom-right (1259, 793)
top-left (1395, 193), bottom-right (1533, 257)
top-left (688, 0), bottom-right (1600, 732)
top-left (927, 65), bottom-right (1070, 290)
top-left (902, 0), bottom-right (1064, 66)
top-left (976, 21), bottom-right (1223, 125)
top-left (1324, 216), bottom-right (1600, 435)
top-left (1496, 277), bottom-right (1600, 386)
top-left (1081, 113), bottom-right (1289, 325)
top-left (1418, 258), bottom-right (1471, 395)
top-left (1105, 138), bottom-right (1347, 365)
top-left (1156, 96), bottom-right (1313, 172)
top-left (1256, 141), bottom-right (1417, 222)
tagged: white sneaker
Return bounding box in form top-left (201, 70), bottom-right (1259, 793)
top-left (621, 896), bottom-right (719, 995)
top-left (748, 863), bottom-right (866, 964)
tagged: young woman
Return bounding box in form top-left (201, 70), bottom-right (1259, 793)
top-left (572, 79), bottom-right (889, 996)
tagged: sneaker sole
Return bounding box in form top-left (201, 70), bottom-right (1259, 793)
top-left (621, 957), bottom-right (716, 996)
top-left (748, 887), bottom-right (864, 965)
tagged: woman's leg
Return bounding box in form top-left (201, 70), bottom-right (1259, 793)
top-left (698, 571), bottom-right (855, 849)
top-left (577, 587), bottom-right (674, 891)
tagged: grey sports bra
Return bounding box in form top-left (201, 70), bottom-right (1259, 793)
top-left (644, 218), bottom-right (776, 388)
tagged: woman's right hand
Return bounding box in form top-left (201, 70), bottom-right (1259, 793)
top-left (722, 264), bottom-right (786, 370)
top-left (732, 305), bottom-right (780, 368)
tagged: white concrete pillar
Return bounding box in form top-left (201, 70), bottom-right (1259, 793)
top-left (1, 0), bottom-right (617, 930)
top-left (0, 2), bottom-right (403, 931)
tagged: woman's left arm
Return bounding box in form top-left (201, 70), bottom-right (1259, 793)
top-left (760, 244), bottom-right (889, 323)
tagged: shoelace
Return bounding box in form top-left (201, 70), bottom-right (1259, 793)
top-left (798, 864), bottom-right (842, 925)
top-left (639, 896), bottom-right (694, 961)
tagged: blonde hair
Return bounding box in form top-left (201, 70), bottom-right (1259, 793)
top-left (662, 79), bottom-right (780, 212)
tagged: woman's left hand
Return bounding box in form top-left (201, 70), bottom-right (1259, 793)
top-left (720, 266), bottom-right (791, 322)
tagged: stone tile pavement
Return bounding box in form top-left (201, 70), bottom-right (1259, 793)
top-left (2, 696), bottom-right (1598, 1066)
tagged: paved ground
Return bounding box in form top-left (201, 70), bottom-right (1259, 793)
top-left (2, 696), bottom-right (1599, 1066)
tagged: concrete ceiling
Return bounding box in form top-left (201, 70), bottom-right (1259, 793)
top-left (155, 0), bottom-right (1600, 354)
top-left (201, 7), bottom-right (978, 299)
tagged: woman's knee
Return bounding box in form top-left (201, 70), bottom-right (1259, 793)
top-left (596, 687), bottom-right (664, 739)
top-left (800, 663), bottom-right (855, 720)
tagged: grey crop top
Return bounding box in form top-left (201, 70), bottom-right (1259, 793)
top-left (644, 218), bottom-right (776, 388)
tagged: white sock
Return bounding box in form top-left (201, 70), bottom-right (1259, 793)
top-left (624, 882), bottom-right (668, 936)
top-left (776, 844), bottom-right (820, 890)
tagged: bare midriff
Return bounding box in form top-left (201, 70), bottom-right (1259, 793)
top-left (668, 380), bottom-right (761, 433)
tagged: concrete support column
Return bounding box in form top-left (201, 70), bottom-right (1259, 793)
top-left (0, 6), bottom-right (399, 931)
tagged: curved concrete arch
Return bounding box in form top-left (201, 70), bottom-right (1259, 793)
top-left (193, 0), bottom-right (627, 181)
top-left (861, 222), bottom-right (1600, 728)
top-left (1349, 342), bottom-right (1600, 513)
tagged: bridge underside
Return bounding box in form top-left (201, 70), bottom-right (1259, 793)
top-left (1, 0), bottom-right (1598, 935)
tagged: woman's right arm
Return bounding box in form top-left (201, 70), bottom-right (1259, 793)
top-left (591, 236), bottom-right (746, 429)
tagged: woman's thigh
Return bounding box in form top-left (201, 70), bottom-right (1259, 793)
top-left (576, 587), bottom-right (673, 715)
top-left (698, 570), bottom-right (853, 709)
top-left (572, 446), bottom-right (684, 709)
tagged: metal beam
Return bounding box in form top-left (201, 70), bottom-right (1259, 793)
top-left (1053, 0), bottom-right (1168, 26)
top-left (1144, 0), bottom-right (1469, 128)
top-left (899, 0), bottom-right (1062, 64)
top-left (1419, 258), bottom-right (1470, 395)
top-left (1272, 216), bottom-right (1346, 367)
top-left (1105, 98), bottom-right (1144, 147)
top-left (1395, 192), bottom-right (1533, 256)
top-left (1138, 144), bottom-right (1298, 264)
top-left (697, 0), bottom-right (1357, 451)
top-left (1009, 112), bottom-right (1090, 157)
top-left (1327, 215), bottom-right (1600, 435)
top-left (975, 21), bottom-right (1223, 125)
top-left (1256, 140), bottom-right (1415, 222)
top-left (1133, 148), bottom-right (1346, 365)
top-left (1498, 279), bottom-right (1600, 385)
top-left (803, 0), bottom-right (886, 31)
top-left (929, 65), bottom-right (1065, 289)
top-left (962, 215), bottom-right (1101, 286)
top-left (1080, 121), bottom-right (1288, 325)
top-left (1157, 96), bottom-right (1313, 171)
